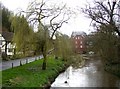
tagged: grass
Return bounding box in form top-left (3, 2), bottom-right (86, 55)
top-left (2, 56), bottom-right (65, 87)
top-left (105, 64), bottom-right (120, 78)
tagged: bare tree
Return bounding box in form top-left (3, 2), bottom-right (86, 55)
top-left (82, 0), bottom-right (120, 64)
top-left (47, 4), bottom-right (74, 59)
top-left (82, 0), bottom-right (120, 36)
top-left (21, 0), bottom-right (74, 70)
top-left (49, 5), bottom-right (72, 39)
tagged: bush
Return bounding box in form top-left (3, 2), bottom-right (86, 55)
top-left (105, 64), bottom-right (120, 78)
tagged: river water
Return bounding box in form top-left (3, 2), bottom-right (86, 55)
top-left (51, 59), bottom-right (120, 88)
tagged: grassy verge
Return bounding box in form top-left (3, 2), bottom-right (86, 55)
top-left (2, 56), bottom-right (66, 88)
top-left (105, 64), bottom-right (120, 78)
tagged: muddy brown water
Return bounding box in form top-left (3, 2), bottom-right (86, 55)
top-left (51, 59), bottom-right (120, 88)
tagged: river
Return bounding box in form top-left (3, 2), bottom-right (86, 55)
top-left (51, 59), bottom-right (120, 88)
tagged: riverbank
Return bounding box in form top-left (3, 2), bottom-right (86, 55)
top-left (105, 63), bottom-right (120, 78)
top-left (95, 56), bottom-right (120, 78)
top-left (51, 59), bottom-right (120, 87)
top-left (87, 55), bottom-right (120, 78)
top-left (2, 56), bottom-right (68, 88)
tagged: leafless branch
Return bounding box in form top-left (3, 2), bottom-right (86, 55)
top-left (81, 0), bottom-right (120, 36)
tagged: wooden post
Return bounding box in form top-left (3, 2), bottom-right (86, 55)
top-left (20, 60), bottom-right (22, 66)
top-left (12, 63), bottom-right (13, 68)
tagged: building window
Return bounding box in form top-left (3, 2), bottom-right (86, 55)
top-left (8, 48), bottom-right (13, 52)
top-left (78, 37), bottom-right (80, 39)
top-left (75, 41), bottom-right (77, 44)
top-left (80, 45), bottom-right (82, 48)
top-left (80, 41), bottom-right (82, 44)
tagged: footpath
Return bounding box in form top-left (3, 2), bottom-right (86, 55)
top-left (0, 55), bottom-right (43, 71)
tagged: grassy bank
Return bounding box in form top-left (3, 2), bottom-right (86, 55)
top-left (105, 64), bottom-right (120, 78)
top-left (2, 56), bottom-right (66, 88)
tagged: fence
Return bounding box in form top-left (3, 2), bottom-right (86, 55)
top-left (11, 56), bottom-right (42, 69)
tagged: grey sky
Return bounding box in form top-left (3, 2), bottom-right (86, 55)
top-left (0, 0), bottom-right (94, 36)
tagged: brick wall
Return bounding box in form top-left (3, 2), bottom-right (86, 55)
top-left (72, 35), bottom-right (86, 54)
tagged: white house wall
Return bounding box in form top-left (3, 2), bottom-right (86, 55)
top-left (7, 43), bottom-right (14, 55)
top-left (0, 34), bottom-right (14, 56)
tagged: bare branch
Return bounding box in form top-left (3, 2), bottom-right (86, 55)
top-left (82, 0), bottom-right (120, 36)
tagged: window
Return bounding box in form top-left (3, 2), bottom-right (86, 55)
top-left (80, 45), bottom-right (82, 48)
top-left (8, 48), bottom-right (13, 52)
top-left (78, 37), bottom-right (80, 39)
top-left (75, 41), bottom-right (77, 44)
top-left (80, 41), bottom-right (83, 44)
top-left (76, 37), bottom-right (77, 39)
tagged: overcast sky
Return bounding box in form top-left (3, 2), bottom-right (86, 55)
top-left (0, 0), bottom-right (94, 36)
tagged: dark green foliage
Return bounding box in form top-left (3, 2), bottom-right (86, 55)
top-left (105, 64), bottom-right (120, 78)
top-left (89, 24), bottom-right (119, 64)
top-left (1, 3), bottom-right (12, 32)
top-left (87, 24), bottom-right (120, 77)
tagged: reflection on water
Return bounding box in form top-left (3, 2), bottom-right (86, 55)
top-left (51, 59), bottom-right (120, 88)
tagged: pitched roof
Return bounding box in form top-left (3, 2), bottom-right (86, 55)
top-left (0, 28), bottom-right (13, 41)
top-left (71, 31), bottom-right (86, 37)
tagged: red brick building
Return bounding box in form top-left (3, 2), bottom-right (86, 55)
top-left (71, 31), bottom-right (87, 54)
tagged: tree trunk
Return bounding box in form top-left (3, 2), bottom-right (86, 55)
top-left (23, 50), bottom-right (25, 57)
top-left (51, 39), bottom-right (58, 59)
top-left (42, 53), bottom-right (47, 70)
top-left (14, 47), bottom-right (16, 55)
top-left (42, 45), bottom-right (47, 70)
top-left (23, 45), bottom-right (26, 57)
top-left (117, 43), bottom-right (120, 61)
top-left (40, 23), bottom-right (48, 70)
top-left (42, 40), bottom-right (47, 70)
top-left (5, 41), bottom-right (8, 59)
